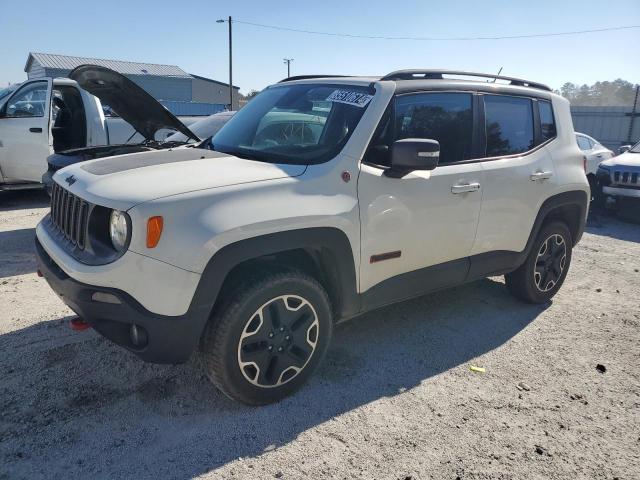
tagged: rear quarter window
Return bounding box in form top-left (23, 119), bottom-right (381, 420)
top-left (539, 100), bottom-right (556, 141)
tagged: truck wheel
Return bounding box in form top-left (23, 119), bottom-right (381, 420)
top-left (201, 269), bottom-right (333, 405)
top-left (505, 221), bottom-right (573, 304)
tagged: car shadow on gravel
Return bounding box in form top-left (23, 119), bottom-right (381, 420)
top-left (0, 277), bottom-right (547, 479)
top-left (0, 189), bottom-right (49, 212)
top-left (585, 210), bottom-right (640, 243)
top-left (0, 228), bottom-right (37, 278)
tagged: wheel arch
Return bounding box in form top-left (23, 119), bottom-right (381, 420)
top-left (190, 227), bottom-right (360, 333)
top-left (535, 190), bottom-right (589, 247)
top-left (468, 190), bottom-right (588, 280)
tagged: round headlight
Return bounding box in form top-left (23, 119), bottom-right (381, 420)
top-left (109, 210), bottom-right (128, 251)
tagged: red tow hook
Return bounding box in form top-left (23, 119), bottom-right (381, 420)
top-left (70, 317), bottom-right (91, 331)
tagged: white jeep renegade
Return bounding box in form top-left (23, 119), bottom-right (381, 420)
top-left (36, 70), bottom-right (589, 405)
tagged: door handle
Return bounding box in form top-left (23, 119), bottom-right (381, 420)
top-left (530, 171), bottom-right (553, 181)
top-left (29, 127), bottom-right (43, 133)
top-left (451, 182), bottom-right (481, 194)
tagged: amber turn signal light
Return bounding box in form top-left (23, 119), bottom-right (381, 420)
top-left (146, 216), bottom-right (163, 248)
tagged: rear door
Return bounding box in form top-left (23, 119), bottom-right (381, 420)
top-left (0, 79), bottom-right (53, 182)
top-left (471, 95), bottom-right (557, 265)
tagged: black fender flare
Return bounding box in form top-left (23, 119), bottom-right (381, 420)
top-left (528, 190), bottom-right (589, 247)
top-left (189, 227), bottom-right (360, 327)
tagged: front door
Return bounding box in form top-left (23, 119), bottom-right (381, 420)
top-left (0, 79), bottom-right (52, 183)
top-left (358, 91), bottom-right (483, 308)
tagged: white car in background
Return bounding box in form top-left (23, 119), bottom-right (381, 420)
top-left (164, 111), bottom-right (235, 143)
top-left (575, 132), bottom-right (614, 191)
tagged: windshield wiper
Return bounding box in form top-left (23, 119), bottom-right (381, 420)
top-left (212, 146), bottom-right (262, 161)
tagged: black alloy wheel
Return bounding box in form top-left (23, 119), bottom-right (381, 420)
top-left (533, 234), bottom-right (567, 292)
top-left (238, 295), bottom-right (319, 387)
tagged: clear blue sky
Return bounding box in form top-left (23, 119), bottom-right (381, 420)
top-left (0, 0), bottom-right (638, 93)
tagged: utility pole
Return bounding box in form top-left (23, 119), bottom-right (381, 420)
top-left (216, 16), bottom-right (233, 110)
top-left (283, 58), bottom-right (294, 78)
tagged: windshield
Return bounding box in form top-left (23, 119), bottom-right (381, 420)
top-left (212, 83), bottom-right (374, 164)
top-left (630, 141), bottom-right (640, 153)
top-left (166, 112), bottom-right (235, 143)
top-left (0, 84), bottom-right (18, 103)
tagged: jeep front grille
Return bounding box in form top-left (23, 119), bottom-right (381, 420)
top-left (50, 182), bottom-right (90, 249)
top-left (612, 170), bottom-right (640, 187)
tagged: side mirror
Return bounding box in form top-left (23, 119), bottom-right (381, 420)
top-left (618, 145), bottom-right (631, 155)
top-left (386, 138), bottom-right (440, 178)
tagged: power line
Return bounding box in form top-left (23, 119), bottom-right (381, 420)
top-left (233, 20), bottom-right (640, 41)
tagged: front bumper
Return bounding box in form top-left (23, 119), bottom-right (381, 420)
top-left (602, 185), bottom-right (640, 199)
top-left (35, 238), bottom-right (211, 364)
top-left (42, 170), bottom-right (54, 196)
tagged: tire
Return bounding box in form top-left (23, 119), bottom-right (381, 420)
top-left (587, 175), bottom-right (604, 209)
top-left (200, 268), bottom-right (333, 405)
top-left (505, 221), bottom-right (573, 304)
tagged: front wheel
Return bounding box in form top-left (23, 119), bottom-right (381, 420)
top-left (200, 269), bottom-right (333, 405)
top-left (505, 221), bottom-right (573, 304)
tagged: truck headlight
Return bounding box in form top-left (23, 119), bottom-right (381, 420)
top-left (109, 210), bottom-right (129, 252)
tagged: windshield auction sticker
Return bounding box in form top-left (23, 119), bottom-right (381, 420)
top-left (325, 90), bottom-right (373, 107)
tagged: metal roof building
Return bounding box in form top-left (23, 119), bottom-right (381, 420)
top-left (24, 52), bottom-right (239, 113)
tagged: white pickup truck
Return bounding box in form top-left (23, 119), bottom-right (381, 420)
top-left (0, 66), bottom-right (201, 190)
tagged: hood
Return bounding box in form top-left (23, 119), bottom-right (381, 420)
top-left (68, 65), bottom-right (199, 142)
top-left (600, 151), bottom-right (640, 169)
top-left (53, 148), bottom-right (306, 210)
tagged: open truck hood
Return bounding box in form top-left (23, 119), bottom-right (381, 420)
top-left (68, 65), bottom-right (199, 143)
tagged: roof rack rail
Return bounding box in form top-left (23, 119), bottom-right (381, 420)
top-left (278, 75), bottom-right (351, 83)
top-left (380, 69), bottom-right (551, 91)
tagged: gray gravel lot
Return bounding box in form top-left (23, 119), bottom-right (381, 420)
top-left (0, 190), bottom-right (639, 480)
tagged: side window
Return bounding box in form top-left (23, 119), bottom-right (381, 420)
top-left (539, 100), bottom-right (556, 141)
top-left (394, 93), bottom-right (473, 164)
top-left (576, 135), bottom-right (591, 151)
top-left (484, 95), bottom-right (534, 157)
top-left (4, 82), bottom-right (48, 118)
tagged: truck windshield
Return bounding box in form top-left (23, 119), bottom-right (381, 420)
top-left (212, 83), bottom-right (374, 164)
top-left (630, 141), bottom-right (640, 153)
top-left (0, 84), bottom-right (18, 103)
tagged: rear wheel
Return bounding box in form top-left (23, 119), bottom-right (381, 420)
top-left (505, 221), bottom-right (573, 304)
top-left (201, 269), bottom-right (332, 405)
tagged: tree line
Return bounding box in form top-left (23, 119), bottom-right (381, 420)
top-left (556, 79), bottom-right (638, 107)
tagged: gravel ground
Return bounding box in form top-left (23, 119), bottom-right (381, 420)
top-left (0, 190), bottom-right (639, 480)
